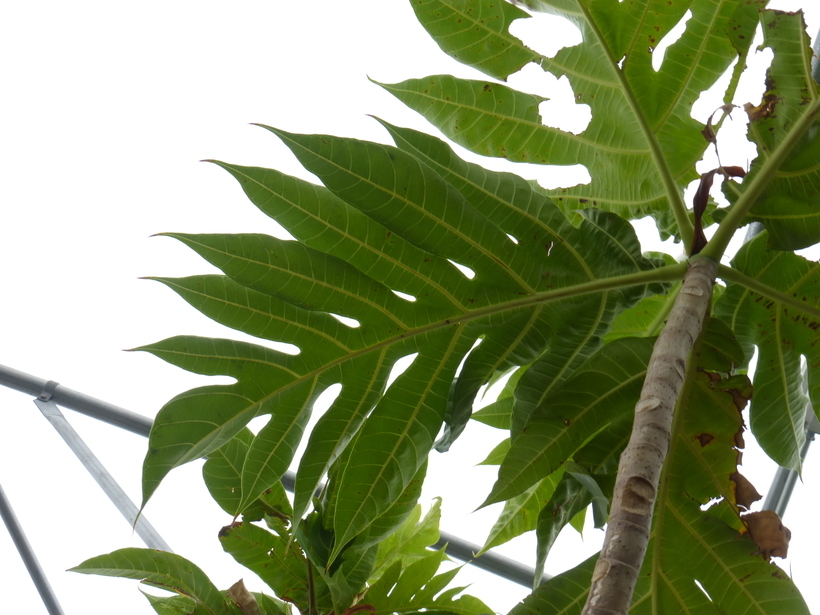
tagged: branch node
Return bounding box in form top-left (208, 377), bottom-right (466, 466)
top-left (636, 397), bottom-right (661, 412)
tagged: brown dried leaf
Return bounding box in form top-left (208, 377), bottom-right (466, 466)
top-left (690, 166), bottom-right (747, 255)
top-left (227, 579), bottom-right (261, 615)
top-left (743, 510), bottom-right (791, 559)
top-left (731, 472), bottom-right (762, 510)
top-left (744, 94), bottom-right (778, 121)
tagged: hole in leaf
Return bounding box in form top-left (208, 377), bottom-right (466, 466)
top-left (270, 341), bottom-right (300, 355)
top-left (699, 496), bottom-right (723, 511)
top-left (330, 313), bottom-right (360, 328)
top-left (618, 55), bottom-right (626, 70)
top-left (536, 164), bottom-right (591, 190)
top-left (652, 10), bottom-right (691, 72)
top-left (506, 234), bottom-right (519, 244)
top-left (538, 77), bottom-right (591, 135)
top-left (508, 12), bottom-right (581, 58)
top-left (386, 353), bottom-right (418, 390)
top-left (391, 289), bottom-right (416, 302)
top-left (246, 414), bottom-right (268, 435)
top-left (314, 382), bottom-right (342, 413)
top-left (691, 59), bottom-right (738, 124)
top-left (447, 260), bottom-right (476, 279)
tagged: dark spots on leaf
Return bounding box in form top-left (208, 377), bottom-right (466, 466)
top-left (562, 418), bottom-right (571, 426)
top-left (696, 433), bottom-right (714, 446)
top-left (483, 84), bottom-right (492, 92)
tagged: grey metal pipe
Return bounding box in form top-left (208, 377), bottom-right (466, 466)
top-left (1, 363), bottom-right (548, 588)
top-left (0, 483), bottom-right (66, 615)
top-left (0, 363), bottom-right (152, 437)
top-left (432, 533), bottom-right (550, 588)
top-left (762, 433), bottom-right (814, 518)
top-left (35, 398), bottom-right (171, 551)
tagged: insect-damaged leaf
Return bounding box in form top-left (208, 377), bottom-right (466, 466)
top-left (383, 0), bottom-right (763, 235)
top-left (724, 10), bottom-right (820, 250)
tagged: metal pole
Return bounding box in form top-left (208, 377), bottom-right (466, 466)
top-left (34, 398), bottom-right (171, 552)
top-left (0, 483), bottom-right (66, 615)
top-left (1, 363), bottom-right (548, 588)
top-left (0, 364), bottom-right (152, 436)
top-left (432, 533), bottom-right (550, 588)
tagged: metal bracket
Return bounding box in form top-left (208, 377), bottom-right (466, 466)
top-left (38, 380), bottom-right (59, 402)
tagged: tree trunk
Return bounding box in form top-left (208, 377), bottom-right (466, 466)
top-left (581, 257), bottom-right (718, 615)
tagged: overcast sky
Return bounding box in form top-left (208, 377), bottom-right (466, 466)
top-left (2, 2), bottom-right (820, 614)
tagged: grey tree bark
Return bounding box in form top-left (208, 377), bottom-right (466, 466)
top-left (581, 257), bottom-right (718, 615)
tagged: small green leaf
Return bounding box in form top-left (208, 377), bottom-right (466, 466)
top-left (480, 468), bottom-right (564, 555)
top-left (370, 499), bottom-right (443, 584)
top-left (218, 517), bottom-right (331, 612)
top-left (471, 396), bottom-right (514, 430)
top-left (365, 551), bottom-right (492, 615)
top-left (564, 463), bottom-right (609, 529)
top-left (476, 438), bottom-right (509, 466)
top-left (70, 549), bottom-right (238, 615)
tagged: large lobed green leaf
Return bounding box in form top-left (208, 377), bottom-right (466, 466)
top-left (506, 317), bottom-right (810, 614)
top-left (716, 232), bottom-right (820, 472)
top-left (140, 121), bottom-right (668, 563)
top-left (724, 10), bottom-right (820, 250)
top-left (387, 0), bottom-right (764, 235)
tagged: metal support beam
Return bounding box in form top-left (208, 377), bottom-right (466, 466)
top-left (35, 398), bottom-right (171, 552)
top-left (0, 364), bottom-right (152, 436)
top-left (432, 534), bottom-right (550, 588)
top-left (0, 483), bottom-right (66, 615)
top-left (1, 363), bottom-right (548, 588)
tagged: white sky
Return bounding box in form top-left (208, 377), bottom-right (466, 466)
top-left (2, 1), bottom-right (820, 614)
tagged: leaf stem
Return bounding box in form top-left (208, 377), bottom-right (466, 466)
top-left (701, 96), bottom-right (820, 260)
top-left (717, 264), bottom-right (820, 320)
top-left (307, 560), bottom-right (318, 615)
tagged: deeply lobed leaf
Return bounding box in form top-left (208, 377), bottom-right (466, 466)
top-left (385, 0), bottom-right (764, 237)
top-left (724, 9), bottom-right (820, 250)
top-left (140, 122), bottom-right (668, 562)
top-left (716, 233), bottom-right (820, 471)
